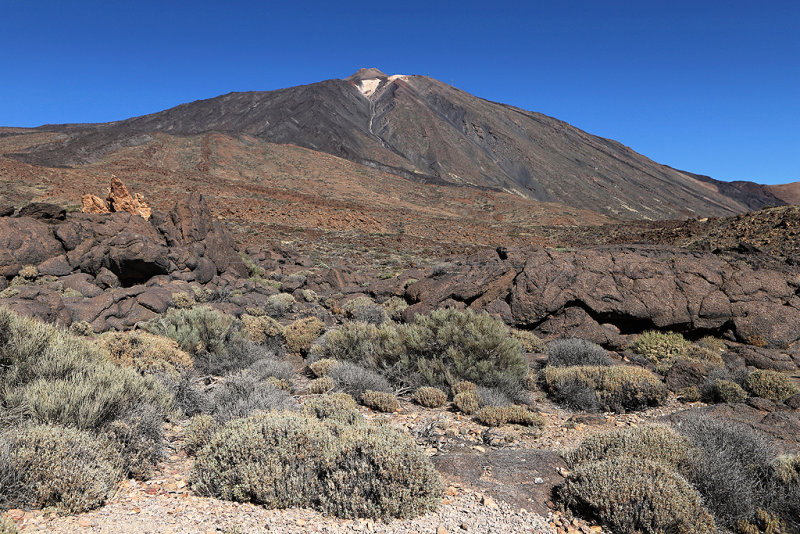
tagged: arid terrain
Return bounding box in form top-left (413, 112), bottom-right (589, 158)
top-left (1, 71), bottom-right (799, 534)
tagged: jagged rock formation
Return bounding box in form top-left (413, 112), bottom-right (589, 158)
top-left (81, 176), bottom-right (151, 219)
top-left (403, 246), bottom-right (800, 350)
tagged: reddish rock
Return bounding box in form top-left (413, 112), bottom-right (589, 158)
top-left (0, 217), bottom-right (63, 277)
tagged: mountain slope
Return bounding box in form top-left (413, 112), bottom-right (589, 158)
top-left (8, 68), bottom-right (786, 219)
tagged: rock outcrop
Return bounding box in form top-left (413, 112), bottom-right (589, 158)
top-left (81, 177), bottom-right (151, 219)
top-left (405, 246), bottom-right (800, 350)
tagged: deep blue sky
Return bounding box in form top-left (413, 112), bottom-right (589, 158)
top-left (2, 1), bottom-right (798, 184)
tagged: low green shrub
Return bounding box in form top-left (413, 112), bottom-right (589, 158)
top-left (557, 456), bottom-right (716, 534)
top-left (145, 306), bottom-right (235, 356)
top-left (565, 425), bottom-right (689, 470)
top-left (69, 320), bottom-right (93, 336)
top-left (745, 370), bottom-right (799, 401)
top-left (631, 331), bottom-right (690, 363)
top-left (675, 414), bottom-right (778, 528)
top-left (321, 321), bottom-right (400, 370)
top-left (265, 293), bottom-right (295, 317)
top-left (284, 317), bottom-right (325, 354)
top-left (450, 380), bottom-right (477, 397)
top-left (191, 412), bottom-right (442, 519)
top-left (301, 393), bottom-right (362, 425)
top-left (707, 379), bottom-right (748, 403)
top-left (96, 330), bottom-right (193, 378)
top-left (0, 424), bottom-right (123, 514)
top-left (102, 403), bottom-right (164, 479)
top-left (0, 308), bottom-right (169, 477)
top-left (473, 405), bottom-right (544, 427)
top-left (412, 386), bottom-right (447, 408)
top-left (184, 414), bottom-right (219, 456)
top-left (307, 376), bottom-right (335, 394)
top-left (247, 357), bottom-right (295, 384)
top-left (542, 365), bottom-right (667, 412)
top-left (510, 329), bottom-right (544, 353)
top-left (382, 296), bottom-right (408, 322)
top-left (453, 391), bottom-right (479, 415)
top-left (240, 314), bottom-right (284, 345)
top-left (194, 337), bottom-right (284, 377)
top-left (546, 338), bottom-right (611, 367)
top-left (361, 390), bottom-right (399, 412)
top-left (328, 361), bottom-right (392, 399)
top-left (308, 357), bottom-right (337, 377)
top-left (343, 296), bottom-right (387, 325)
top-left (171, 291), bottom-right (195, 309)
top-left (210, 372), bottom-right (296, 423)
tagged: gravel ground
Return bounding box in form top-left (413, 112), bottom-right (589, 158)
top-left (12, 489), bottom-right (554, 534)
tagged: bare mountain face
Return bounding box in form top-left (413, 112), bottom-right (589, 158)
top-left (9, 68), bottom-right (787, 219)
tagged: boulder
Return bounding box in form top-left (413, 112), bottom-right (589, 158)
top-left (0, 217), bottom-right (64, 277)
top-left (17, 202), bottom-right (65, 221)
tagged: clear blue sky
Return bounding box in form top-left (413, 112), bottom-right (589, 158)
top-left (2, 1), bottom-right (798, 184)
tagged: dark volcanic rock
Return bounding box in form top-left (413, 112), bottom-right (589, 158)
top-left (17, 202), bottom-right (66, 220)
top-left (0, 217), bottom-right (64, 277)
top-left (406, 245), bottom-right (800, 349)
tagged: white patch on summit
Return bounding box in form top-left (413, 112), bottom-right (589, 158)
top-left (357, 78), bottom-right (381, 97)
top-left (388, 74), bottom-right (408, 82)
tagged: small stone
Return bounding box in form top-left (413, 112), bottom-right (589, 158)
top-left (481, 495), bottom-right (498, 508)
top-left (460, 522), bottom-right (470, 531)
top-left (437, 526), bottom-right (448, 534)
top-left (534, 477), bottom-right (544, 484)
top-left (472, 445), bottom-right (486, 453)
top-left (7, 509), bottom-right (24, 521)
top-left (78, 518), bottom-right (93, 527)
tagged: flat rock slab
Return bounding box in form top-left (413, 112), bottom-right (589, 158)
top-left (433, 448), bottom-right (566, 516)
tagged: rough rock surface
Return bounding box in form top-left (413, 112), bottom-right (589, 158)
top-left (81, 177), bottom-right (151, 219)
top-left (405, 245), bottom-right (800, 349)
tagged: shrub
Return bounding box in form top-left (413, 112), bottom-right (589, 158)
top-left (707, 379), bottom-right (748, 403)
top-left (240, 314), bottom-right (284, 345)
top-left (453, 391), bottom-right (479, 414)
top-left (343, 296), bottom-right (387, 325)
top-left (631, 330), bottom-right (690, 363)
top-left (697, 336), bottom-right (727, 353)
top-left (308, 357), bottom-right (337, 377)
top-left (194, 337), bottom-right (284, 377)
top-left (745, 370), bottom-right (799, 401)
top-left (321, 321), bottom-right (400, 371)
top-left (171, 291), bottom-right (195, 309)
top-left (210, 373), bottom-right (296, 423)
top-left (191, 412), bottom-right (442, 519)
top-left (546, 338), bottom-right (611, 367)
top-left (102, 403), bottom-right (163, 478)
top-left (685, 343), bottom-right (724, 366)
top-left (265, 293), bottom-right (295, 317)
top-left (0, 516), bottom-right (16, 534)
top-left (565, 425), bottom-right (689, 470)
top-left (328, 361), bottom-right (392, 400)
top-left (675, 414), bottom-right (777, 528)
top-left (399, 308), bottom-right (527, 394)
top-left (184, 414), bottom-right (219, 456)
top-left (0, 424), bottom-right (123, 514)
top-left (412, 386), bottom-right (447, 408)
top-left (361, 390), bottom-right (399, 412)
top-left (96, 330), bottom-right (193, 378)
top-left (307, 376), bottom-right (335, 394)
top-left (145, 306), bottom-right (235, 356)
top-left (450, 380), bottom-right (477, 397)
top-left (284, 317), bottom-right (325, 354)
top-left (17, 265), bottom-right (38, 280)
top-left (247, 358), bottom-right (296, 383)
top-left (473, 405), bottom-right (544, 427)
top-left (511, 329), bottom-right (544, 353)
top-left (0, 309), bottom-right (169, 476)
top-left (301, 393), bottom-right (362, 425)
top-left (69, 320), bottom-right (93, 336)
top-left (557, 456), bottom-right (716, 534)
top-left (382, 296), bottom-right (408, 321)
top-left (542, 365), bottom-right (667, 412)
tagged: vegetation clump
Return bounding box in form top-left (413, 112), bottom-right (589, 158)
top-left (412, 386), bottom-right (447, 408)
top-left (473, 405), bottom-right (544, 427)
top-left (146, 305), bottom-right (235, 356)
top-left (565, 425), bottom-right (690, 470)
top-left (327, 361), bottom-right (392, 399)
top-left (510, 329), bottom-right (544, 353)
top-left (453, 391), bottom-right (479, 415)
top-left (307, 376), bottom-right (335, 394)
top-left (284, 317), bottom-right (325, 354)
top-left (308, 357), bottom-right (337, 378)
top-left (631, 330), bottom-right (690, 363)
top-left (240, 314), bottom-right (284, 345)
top-left (184, 414), bottom-right (219, 456)
top-left (210, 372), bottom-right (296, 423)
top-left (343, 296), bottom-right (387, 324)
top-left (745, 369), bottom-right (799, 401)
top-left (546, 338), bottom-right (611, 367)
top-left (360, 390), bottom-right (399, 412)
top-left (96, 330), bottom-right (193, 377)
top-left (541, 365), bottom-right (667, 412)
top-left (265, 293), bottom-right (295, 317)
top-left (301, 393), bottom-right (362, 425)
top-left (558, 456), bottom-right (716, 534)
top-left (190, 411), bottom-right (442, 519)
top-left (0, 424), bottom-right (123, 514)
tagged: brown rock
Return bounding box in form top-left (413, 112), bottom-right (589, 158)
top-left (107, 177), bottom-right (151, 219)
top-left (17, 202), bottom-right (65, 220)
top-left (81, 194), bottom-right (110, 215)
top-left (0, 217), bottom-right (63, 277)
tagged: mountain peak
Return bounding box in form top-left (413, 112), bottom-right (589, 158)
top-left (344, 67), bottom-right (387, 82)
